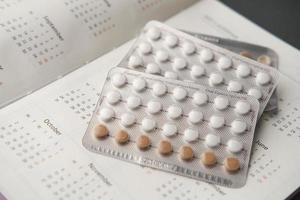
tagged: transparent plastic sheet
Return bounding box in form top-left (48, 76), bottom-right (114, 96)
top-left (120, 21), bottom-right (280, 116)
top-left (83, 67), bottom-right (260, 188)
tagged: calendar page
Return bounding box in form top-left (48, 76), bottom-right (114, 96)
top-left (0, 38), bottom-right (300, 200)
top-left (0, 0), bottom-right (197, 108)
top-left (1, 1), bottom-right (300, 200)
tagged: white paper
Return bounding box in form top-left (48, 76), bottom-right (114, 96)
top-left (0, 0), bottom-right (197, 107)
top-left (1, 0), bottom-right (300, 200)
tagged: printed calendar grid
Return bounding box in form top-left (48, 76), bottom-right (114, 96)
top-left (64, 0), bottom-right (116, 37)
top-left (136, 0), bottom-right (163, 11)
top-left (0, 10), bottom-right (65, 66)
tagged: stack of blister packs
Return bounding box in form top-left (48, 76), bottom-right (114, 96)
top-left (82, 21), bottom-right (280, 188)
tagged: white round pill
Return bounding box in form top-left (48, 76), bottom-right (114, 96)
top-left (193, 92), bottom-right (208, 106)
top-left (227, 81), bottom-right (243, 92)
top-left (231, 120), bottom-right (247, 135)
top-left (128, 55), bottom-right (143, 68)
top-left (147, 101), bottom-right (162, 114)
top-left (99, 107), bottom-right (115, 121)
top-left (164, 71), bottom-right (178, 79)
top-left (147, 27), bottom-right (161, 40)
top-left (132, 77), bottom-right (146, 92)
top-left (191, 65), bottom-right (205, 78)
top-left (165, 34), bottom-right (178, 48)
top-left (200, 49), bottom-right (213, 62)
top-left (167, 105), bottom-right (183, 119)
top-left (183, 129), bottom-right (199, 142)
top-left (152, 82), bottom-right (167, 96)
top-left (138, 42), bottom-right (152, 55)
top-left (227, 139), bottom-right (243, 153)
top-left (121, 113), bottom-right (136, 127)
top-left (172, 58), bottom-right (187, 71)
top-left (162, 123), bottom-right (177, 137)
top-left (209, 115), bottom-right (225, 129)
top-left (218, 56), bottom-right (232, 70)
top-left (106, 91), bottom-right (121, 104)
top-left (188, 110), bottom-right (203, 124)
top-left (146, 63), bottom-right (160, 74)
top-left (111, 73), bottom-right (127, 88)
top-left (205, 134), bottom-right (221, 148)
top-left (182, 42), bottom-right (196, 55)
top-left (141, 118), bottom-right (156, 132)
top-left (214, 96), bottom-right (229, 110)
top-left (156, 50), bottom-right (169, 62)
top-left (248, 88), bottom-right (262, 100)
top-left (173, 87), bottom-right (187, 101)
top-left (209, 73), bottom-right (223, 86)
top-left (236, 64), bottom-right (251, 78)
top-left (235, 101), bottom-right (251, 115)
top-left (256, 72), bottom-right (271, 85)
top-left (127, 96), bottom-right (141, 110)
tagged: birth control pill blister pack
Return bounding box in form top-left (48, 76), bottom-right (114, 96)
top-left (184, 31), bottom-right (279, 112)
top-left (120, 21), bottom-right (279, 116)
top-left (83, 67), bottom-right (260, 188)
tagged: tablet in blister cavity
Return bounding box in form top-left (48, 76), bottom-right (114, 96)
top-left (184, 31), bottom-right (279, 113)
top-left (120, 21), bottom-right (279, 116)
top-left (83, 67), bottom-right (260, 188)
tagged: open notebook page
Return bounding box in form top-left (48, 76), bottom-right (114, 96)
top-left (0, 0), bottom-right (300, 200)
top-left (0, 0), bottom-right (196, 108)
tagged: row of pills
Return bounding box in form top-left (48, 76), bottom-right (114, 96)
top-left (98, 108), bottom-right (245, 153)
top-left (110, 73), bottom-right (253, 115)
top-left (128, 54), bottom-right (268, 101)
top-left (129, 56), bottom-right (270, 100)
top-left (94, 124), bottom-right (241, 172)
top-left (132, 41), bottom-right (272, 86)
top-left (99, 106), bottom-right (248, 135)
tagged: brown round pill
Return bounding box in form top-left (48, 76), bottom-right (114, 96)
top-left (179, 146), bottom-right (194, 161)
top-left (115, 130), bottom-right (129, 144)
top-left (158, 140), bottom-right (173, 155)
top-left (257, 55), bottom-right (272, 65)
top-left (239, 51), bottom-right (253, 59)
top-left (137, 135), bottom-right (151, 150)
top-left (201, 151), bottom-right (217, 167)
top-left (224, 157), bottom-right (240, 173)
top-left (94, 124), bottom-right (109, 139)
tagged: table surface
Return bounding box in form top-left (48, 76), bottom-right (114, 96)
top-left (221, 0), bottom-right (300, 50)
top-left (220, 1), bottom-right (300, 199)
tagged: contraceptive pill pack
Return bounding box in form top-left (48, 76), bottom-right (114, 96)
top-left (184, 31), bottom-right (279, 113)
top-left (83, 67), bottom-right (260, 188)
top-left (121, 21), bottom-right (280, 116)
